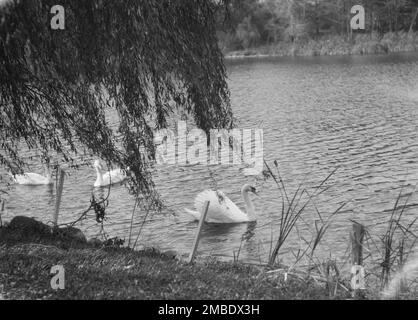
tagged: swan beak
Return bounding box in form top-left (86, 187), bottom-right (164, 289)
top-left (251, 187), bottom-right (260, 198)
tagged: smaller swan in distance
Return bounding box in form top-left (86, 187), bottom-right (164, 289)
top-left (13, 165), bottom-right (53, 186)
top-left (185, 184), bottom-right (259, 224)
top-left (93, 160), bottom-right (127, 188)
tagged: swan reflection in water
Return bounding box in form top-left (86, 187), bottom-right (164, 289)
top-left (195, 221), bottom-right (258, 260)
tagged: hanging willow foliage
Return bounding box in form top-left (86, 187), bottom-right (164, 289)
top-left (0, 0), bottom-right (233, 206)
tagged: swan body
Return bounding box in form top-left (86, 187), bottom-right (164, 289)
top-left (13, 168), bottom-right (53, 186)
top-left (93, 160), bottom-right (127, 188)
top-left (185, 184), bottom-right (258, 224)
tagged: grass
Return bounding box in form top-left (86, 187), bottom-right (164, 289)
top-left (0, 232), bottom-right (351, 300)
top-left (0, 207), bottom-right (352, 299)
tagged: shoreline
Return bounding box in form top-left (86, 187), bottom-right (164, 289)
top-left (0, 213), bottom-right (416, 299)
top-left (223, 32), bottom-right (418, 60)
top-left (0, 242), bottom-right (351, 300)
top-left (224, 48), bottom-right (418, 60)
top-left (0, 216), bottom-right (412, 300)
top-left (0, 216), bottom-right (353, 300)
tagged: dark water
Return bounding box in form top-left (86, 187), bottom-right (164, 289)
top-left (3, 52), bottom-right (418, 265)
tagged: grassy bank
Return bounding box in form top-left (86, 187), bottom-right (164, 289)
top-left (0, 244), bottom-right (352, 300)
top-left (0, 216), bottom-right (352, 300)
top-left (225, 32), bottom-right (418, 59)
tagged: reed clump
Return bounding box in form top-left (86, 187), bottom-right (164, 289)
top-left (261, 161), bottom-right (418, 299)
top-left (360, 186), bottom-right (418, 299)
top-left (264, 161), bottom-right (343, 267)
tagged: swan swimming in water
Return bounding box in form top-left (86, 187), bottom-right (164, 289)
top-left (13, 166), bottom-right (53, 186)
top-left (93, 160), bottom-right (127, 188)
top-left (185, 184), bottom-right (259, 224)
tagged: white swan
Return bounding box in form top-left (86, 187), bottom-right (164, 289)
top-left (93, 160), bottom-right (127, 188)
top-left (185, 184), bottom-right (258, 223)
top-left (13, 166), bottom-right (53, 186)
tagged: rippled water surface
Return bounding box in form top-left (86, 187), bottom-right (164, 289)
top-left (3, 52), bottom-right (418, 264)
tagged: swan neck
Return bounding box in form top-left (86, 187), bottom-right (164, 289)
top-left (242, 190), bottom-right (256, 221)
top-left (44, 167), bottom-right (52, 180)
top-left (95, 166), bottom-right (103, 184)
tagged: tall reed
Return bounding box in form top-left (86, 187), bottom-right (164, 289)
top-left (379, 188), bottom-right (418, 290)
top-left (265, 160), bottom-right (342, 267)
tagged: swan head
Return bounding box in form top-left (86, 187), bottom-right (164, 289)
top-left (43, 166), bottom-right (52, 178)
top-left (241, 184), bottom-right (258, 196)
top-left (93, 160), bottom-right (103, 171)
top-left (41, 156), bottom-right (51, 174)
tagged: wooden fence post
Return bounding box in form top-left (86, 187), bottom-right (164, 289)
top-left (351, 222), bottom-right (365, 266)
top-left (188, 201), bottom-right (210, 264)
top-left (0, 199), bottom-right (5, 227)
top-left (350, 222), bottom-right (366, 298)
top-left (53, 168), bottom-right (65, 227)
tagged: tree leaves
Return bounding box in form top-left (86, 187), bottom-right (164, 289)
top-left (0, 0), bottom-right (233, 208)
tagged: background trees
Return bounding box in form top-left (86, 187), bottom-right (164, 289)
top-left (217, 0), bottom-right (418, 51)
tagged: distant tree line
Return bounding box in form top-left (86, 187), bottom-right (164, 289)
top-left (216, 0), bottom-right (418, 51)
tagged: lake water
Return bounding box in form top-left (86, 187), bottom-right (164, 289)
top-left (2, 52), bottom-right (418, 266)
